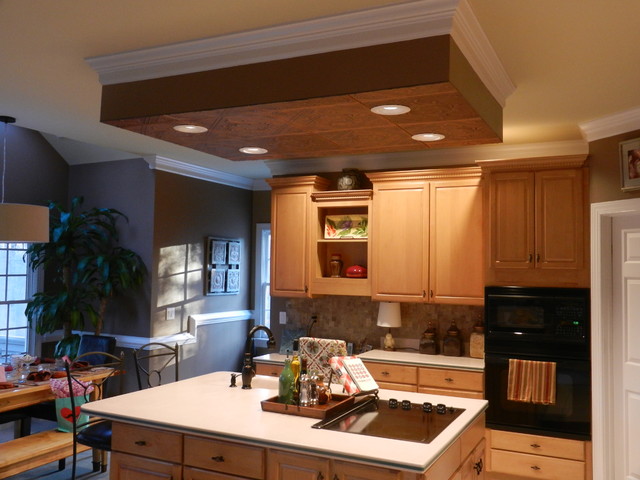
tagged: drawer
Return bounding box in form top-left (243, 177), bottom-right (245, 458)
top-left (184, 436), bottom-right (265, 479)
top-left (490, 449), bottom-right (585, 480)
top-left (377, 381), bottom-right (417, 392)
top-left (184, 466), bottom-right (250, 479)
top-left (417, 386), bottom-right (483, 399)
top-left (363, 362), bottom-right (417, 385)
top-left (490, 429), bottom-right (585, 461)
top-left (112, 422), bottom-right (183, 463)
top-left (255, 363), bottom-right (283, 377)
top-left (418, 367), bottom-right (483, 392)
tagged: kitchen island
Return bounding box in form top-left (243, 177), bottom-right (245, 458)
top-left (83, 371), bottom-right (487, 479)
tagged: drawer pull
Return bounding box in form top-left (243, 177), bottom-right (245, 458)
top-left (444, 377), bottom-right (454, 382)
top-left (271, 371), bottom-right (279, 376)
top-left (134, 440), bottom-right (147, 446)
top-left (381, 371), bottom-right (390, 376)
top-left (211, 455), bottom-right (225, 462)
top-left (530, 443), bottom-right (541, 448)
top-left (531, 465), bottom-right (541, 471)
top-left (316, 473), bottom-right (324, 480)
top-left (473, 458), bottom-right (483, 474)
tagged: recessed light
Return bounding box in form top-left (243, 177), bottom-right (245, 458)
top-left (173, 124), bottom-right (208, 133)
top-left (411, 133), bottom-right (445, 142)
top-left (239, 147), bottom-right (268, 155)
top-left (370, 105), bottom-right (411, 116)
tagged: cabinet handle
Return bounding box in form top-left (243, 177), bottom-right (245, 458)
top-left (429, 290), bottom-right (434, 298)
top-left (381, 371), bottom-right (390, 376)
top-left (444, 377), bottom-right (454, 382)
top-left (422, 290), bottom-right (426, 298)
top-left (528, 254), bottom-right (533, 263)
top-left (134, 440), bottom-right (147, 446)
top-left (530, 443), bottom-right (541, 449)
top-left (536, 253), bottom-right (540, 263)
top-left (473, 458), bottom-right (483, 474)
top-left (530, 465), bottom-right (541, 471)
top-left (333, 475), bottom-right (339, 480)
top-left (271, 371), bottom-right (279, 376)
top-left (211, 455), bottom-right (225, 462)
top-left (316, 473), bottom-right (324, 480)
top-left (304, 285), bottom-right (308, 293)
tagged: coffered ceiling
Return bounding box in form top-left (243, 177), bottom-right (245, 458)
top-left (1, 0), bottom-right (640, 187)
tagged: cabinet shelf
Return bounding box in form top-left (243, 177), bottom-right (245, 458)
top-left (317, 238), bottom-right (368, 243)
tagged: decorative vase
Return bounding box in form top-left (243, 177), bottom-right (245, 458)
top-left (337, 169), bottom-right (361, 190)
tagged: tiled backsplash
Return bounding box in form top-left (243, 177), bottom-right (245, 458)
top-left (279, 296), bottom-right (483, 357)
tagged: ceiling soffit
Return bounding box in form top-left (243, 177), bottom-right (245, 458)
top-left (90, 0), bottom-right (512, 162)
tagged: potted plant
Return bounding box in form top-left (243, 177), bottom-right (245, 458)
top-left (25, 197), bottom-right (146, 357)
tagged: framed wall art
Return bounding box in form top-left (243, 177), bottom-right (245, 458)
top-left (205, 236), bottom-right (241, 295)
top-left (620, 138), bottom-right (640, 192)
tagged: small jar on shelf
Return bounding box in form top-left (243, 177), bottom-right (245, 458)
top-left (329, 253), bottom-right (343, 277)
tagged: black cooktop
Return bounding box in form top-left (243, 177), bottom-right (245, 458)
top-left (312, 397), bottom-right (464, 444)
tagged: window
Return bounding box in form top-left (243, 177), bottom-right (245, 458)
top-left (253, 224), bottom-right (271, 337)
top-left (0, 243), bottom-right (37, 363)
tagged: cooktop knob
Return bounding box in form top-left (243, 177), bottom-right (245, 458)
top-left (388, 398), bottom-right (398, 409)
top-left (436, 403), bottom-right (447, 414)
top-left (422, 402), bottom-right (433, 413)
top-left (401, 400), bottom-right (412, 410)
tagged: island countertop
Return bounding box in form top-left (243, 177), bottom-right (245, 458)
top-left (83, 371), bottom-right (487, 474)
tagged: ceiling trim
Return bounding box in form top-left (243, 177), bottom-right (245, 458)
top-left (579, 106), bottom-right (640, 142)
top-left (451, 0), bottom-right (515, 107)
top-left (86, 0), bottom-right (458, 85)
top-left (264, 139), bottom-right (588, 177)
top-left (144, 155), bottom-right (256, 190)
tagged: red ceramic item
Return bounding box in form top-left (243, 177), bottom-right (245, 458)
top-left (345, 265), bottom-right (367, 278)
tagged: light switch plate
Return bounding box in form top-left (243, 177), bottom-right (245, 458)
top-left (279, 312), bottom-right (287, 324)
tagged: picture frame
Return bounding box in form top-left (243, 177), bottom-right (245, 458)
top-left (619, 138), bottom-right (640, 192)
top-left (227, 240), bottom-right (241, 265)
top-left (205, 236), bottom-right (241, 296)
top-left (209, 268), bottom-right (226, 293)
top-left (226, 269), bottom-right (240, 293)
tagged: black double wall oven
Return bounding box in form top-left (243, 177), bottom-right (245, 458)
top-left (484, 286), bottom-right (591, 440)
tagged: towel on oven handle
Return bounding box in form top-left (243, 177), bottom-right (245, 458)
top-left (507, 358), bottom-right (557, 405)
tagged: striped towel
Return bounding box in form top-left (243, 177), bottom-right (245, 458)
top-left (507, 359), bottom-right (557, 405)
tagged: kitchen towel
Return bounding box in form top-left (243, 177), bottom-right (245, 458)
top-left (298, 337), bottom-right (347, 382)
top-left (507, 358), bottom-right (557, 405)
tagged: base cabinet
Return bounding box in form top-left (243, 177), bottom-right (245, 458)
top-left (486, 429), bottom-right (591, 480)
top-left (111, 452), bottom-right (182, 480)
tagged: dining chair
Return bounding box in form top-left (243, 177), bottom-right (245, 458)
top-left (65, 350), bottom-right (125, 479)
top-left (133, 342), bottom-right (179, 389)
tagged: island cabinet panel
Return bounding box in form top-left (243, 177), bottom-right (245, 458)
top-left (111, 452), bottom-right (182, 480)
top-left (112, 422), bottom-right (183, 463)
top-left (479, 156), bottom-right (589, 287)
top-left (333, 460), bottom-right (405, 479)
top-left (267, 450), bottom-right (330, 480)
top-left (184, 467), bottom-right (257, 479)
top-left (184, 436), bottom-right (265, 479)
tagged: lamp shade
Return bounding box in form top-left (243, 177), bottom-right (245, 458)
top-left (377, 302), bottom-right (401, 328)
top-left (0, 203), bottom-right (49, 243)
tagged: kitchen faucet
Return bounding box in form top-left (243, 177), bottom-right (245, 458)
top-left (241, 325), bottom-right (276, 389)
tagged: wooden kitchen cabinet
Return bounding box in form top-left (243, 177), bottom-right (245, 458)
top-left (254, 362), bottom-right (284, 378)
top-left (486, 429), bottom-right (591, 480)
top-left (418, 367), bottom-right (484, 399)
top-left (183, 436), bottom-right (265, 479)
top-left (478, 156), bottom-right (589, 287)
top-left (267, 450), bottom-right (330, 480)
top-left (309, 189), bottom-right (372, 296)
top-left (111, 452), bottom-right (182, 480)
top-left (333, 460), bottom-right (405, 480)
top-left (367, 167), bottom-right (484, 304)
top-left (362, 361), bottom-right (418, 392)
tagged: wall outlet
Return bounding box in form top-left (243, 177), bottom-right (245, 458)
top-left (279, 312), bottom-right (287, 324)
top-left (166, 307), bottom-right (175, 320)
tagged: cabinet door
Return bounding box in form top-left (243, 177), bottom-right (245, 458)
top-left (371, 181), bottom-right (428, 301)
top-left (270, 187), bottom-right (311, 297)
top-left (333, 460), bottom-right (403, 480)
top-left (460, 439), bottom-right (485, 480)
top-left (488, 171), bottom-right (535, 271)
top-left (535, 169), bottom-right (584, 271)
top-left (429, 178), bottom-right (484, 305)
top-left (110, 452), bottom-right (182, 480)
top-left (267, 450), bottom-right (330, 480)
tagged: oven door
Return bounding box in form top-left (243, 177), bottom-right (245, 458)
top-left (485, 353), bottom-right (591, 440)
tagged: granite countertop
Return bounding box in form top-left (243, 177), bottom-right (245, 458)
top-left (83, 371), bottom-right (487, 473)
top-left (254, 349), bottom-right (484, 372)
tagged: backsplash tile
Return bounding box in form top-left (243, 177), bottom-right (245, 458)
top-left (280, 296), bottom-right (483, 357)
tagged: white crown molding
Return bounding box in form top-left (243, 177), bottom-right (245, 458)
top-left (144, 155), bottom-right (255, 190)
top-left (451, 0), bottom-right (515, 107)
top-left (263, 139), bottom-right (588, 178)
top-left (85, 0), bottom-right (460, 85)
top-left (580, 106), bottom-right (640, 141)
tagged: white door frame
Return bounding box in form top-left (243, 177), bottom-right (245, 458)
top-left (591, 197), bottom-right (640, 480)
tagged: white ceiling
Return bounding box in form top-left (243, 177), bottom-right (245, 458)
top-left (2, 0), bottom-right (639, 187)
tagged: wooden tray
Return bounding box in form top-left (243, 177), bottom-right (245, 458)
top-left (260, 394), bottom-right (354, 419)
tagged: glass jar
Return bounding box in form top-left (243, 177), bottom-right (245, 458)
top-left (469, 320), bottom-right (485, 359)
top-left (329, 254), bottom-right (343, 277)
top-left (443, 320), bottom-right (462, 357)
top-left (419, 321), bottom-right (439, 355)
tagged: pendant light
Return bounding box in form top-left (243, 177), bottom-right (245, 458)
top-left (0, 116), bottom-right (49, 243)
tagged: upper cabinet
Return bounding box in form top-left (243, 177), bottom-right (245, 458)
top-left (367, 168), bottom-right (484, 305)
top-left (266, 176), bottom-right (330, 297)
top-left (478, 155), bottom-right (589, 287)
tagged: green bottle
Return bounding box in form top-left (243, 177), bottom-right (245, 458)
top-left (278, 359), bottom-right (295, 404)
